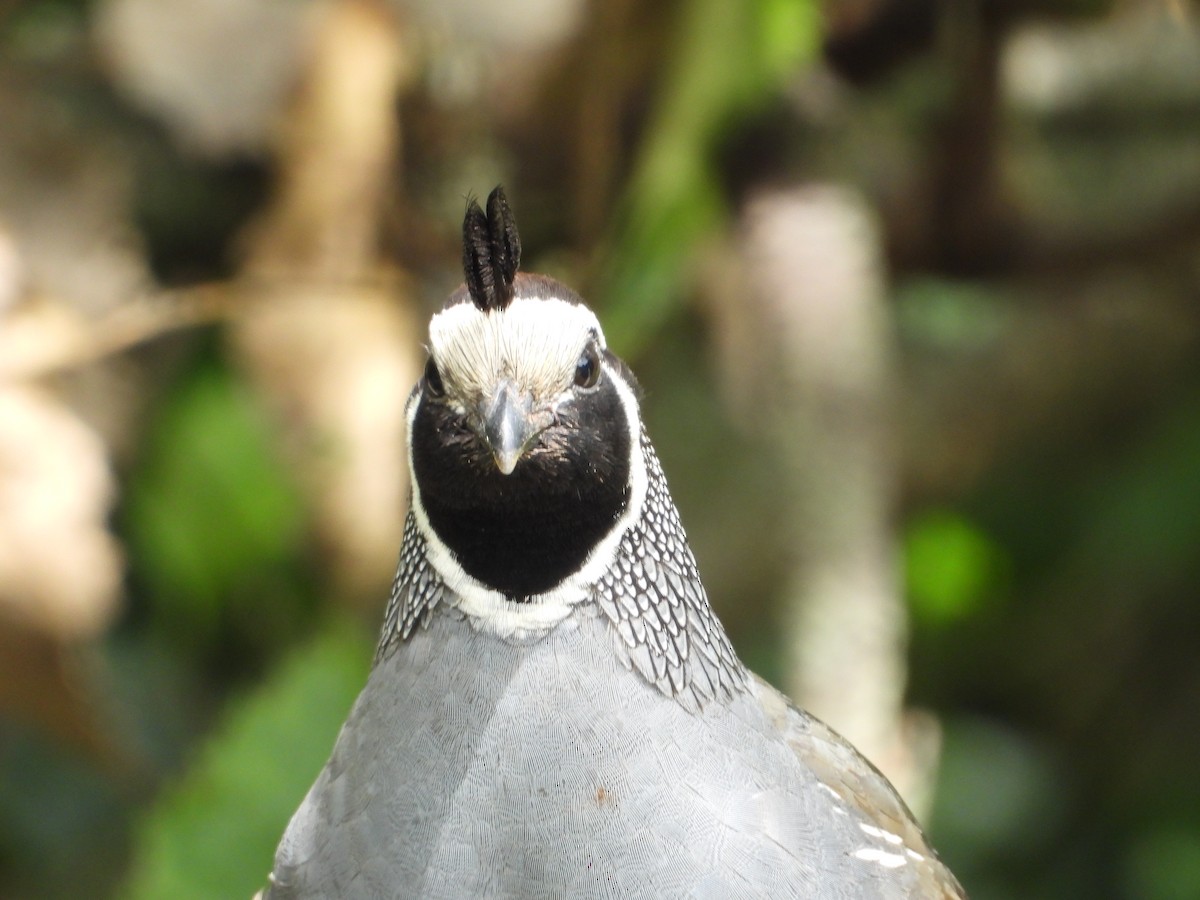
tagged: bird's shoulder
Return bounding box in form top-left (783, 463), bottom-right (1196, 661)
top-left (751, 674), bottom-right (967, 899)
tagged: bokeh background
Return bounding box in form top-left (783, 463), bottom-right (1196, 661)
top-left (2, 0), bottom-right (1199, 897)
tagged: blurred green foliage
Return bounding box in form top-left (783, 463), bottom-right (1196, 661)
top-left (896, 278), bottom-right (1014, 352)
top-left (932, 717), bottom-right (1067, 899)
top-left (125, 363), bottom-right (307, 645)
top-left (905, 509), bottom-right (1007, 627)
top-left (1124, 826), bottom-right (1200, 900)
top-left (600, 0), bottom-right (819, 355)
top-left (122, 620), bottom-right (371, 900)
top-left (1076, 391), bottom-right (1200, 580)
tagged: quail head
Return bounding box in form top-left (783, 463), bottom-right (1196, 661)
top-left (263, 187), bottom-right (966, 899)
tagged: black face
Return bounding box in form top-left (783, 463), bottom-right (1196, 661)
top-left (411, 352), bottom-right (631, 599)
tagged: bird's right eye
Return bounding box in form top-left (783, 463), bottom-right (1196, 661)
top-left (424, 357), bottom-right (445, 398)
top-left (574, 343), bottom-right (601, 389)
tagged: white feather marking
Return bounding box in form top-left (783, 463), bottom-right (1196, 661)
top-left (859, 823), bottom-right (904, 845)
top-left (853, 847), bottom-right (908, 868)
top-left (818, 783), bottom-right (843, 803)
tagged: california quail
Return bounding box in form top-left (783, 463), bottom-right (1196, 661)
top-left (263, 187), bottom-right (966, 899)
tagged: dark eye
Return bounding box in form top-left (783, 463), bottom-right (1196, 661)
top-left (424, 357), bottom-right (445, 397)
top-left (574, 344), bottom-right (601, 389)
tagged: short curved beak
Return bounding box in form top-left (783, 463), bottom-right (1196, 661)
top-left (480, 381), bottom-right (545, 475)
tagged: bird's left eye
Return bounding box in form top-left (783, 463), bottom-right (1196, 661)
top-left (574, 344), bottom-right (601, 389)
top-left (424, 357), bottom-right (445, 397)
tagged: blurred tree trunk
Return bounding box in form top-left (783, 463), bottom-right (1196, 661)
top-left (232, 0), bottom-right (421, 608)
top-left (714, 185), bottom-right (940, 815)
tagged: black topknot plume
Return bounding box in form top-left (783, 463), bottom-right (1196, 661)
top-left (462, 186), bottom-right (522, 312)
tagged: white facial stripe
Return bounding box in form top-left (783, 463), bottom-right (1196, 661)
top-left (429, 296), bottom-right (606, 402)
top-left (405, 353), bottom-right (647, 640)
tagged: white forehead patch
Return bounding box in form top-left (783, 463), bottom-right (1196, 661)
top-left (429, 296), bottom-right (606, 401)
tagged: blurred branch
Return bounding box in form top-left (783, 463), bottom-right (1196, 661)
top-left (0, 276), bottom-right (402, 382)
top-left (0, 284), bottom-right (228, 381)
